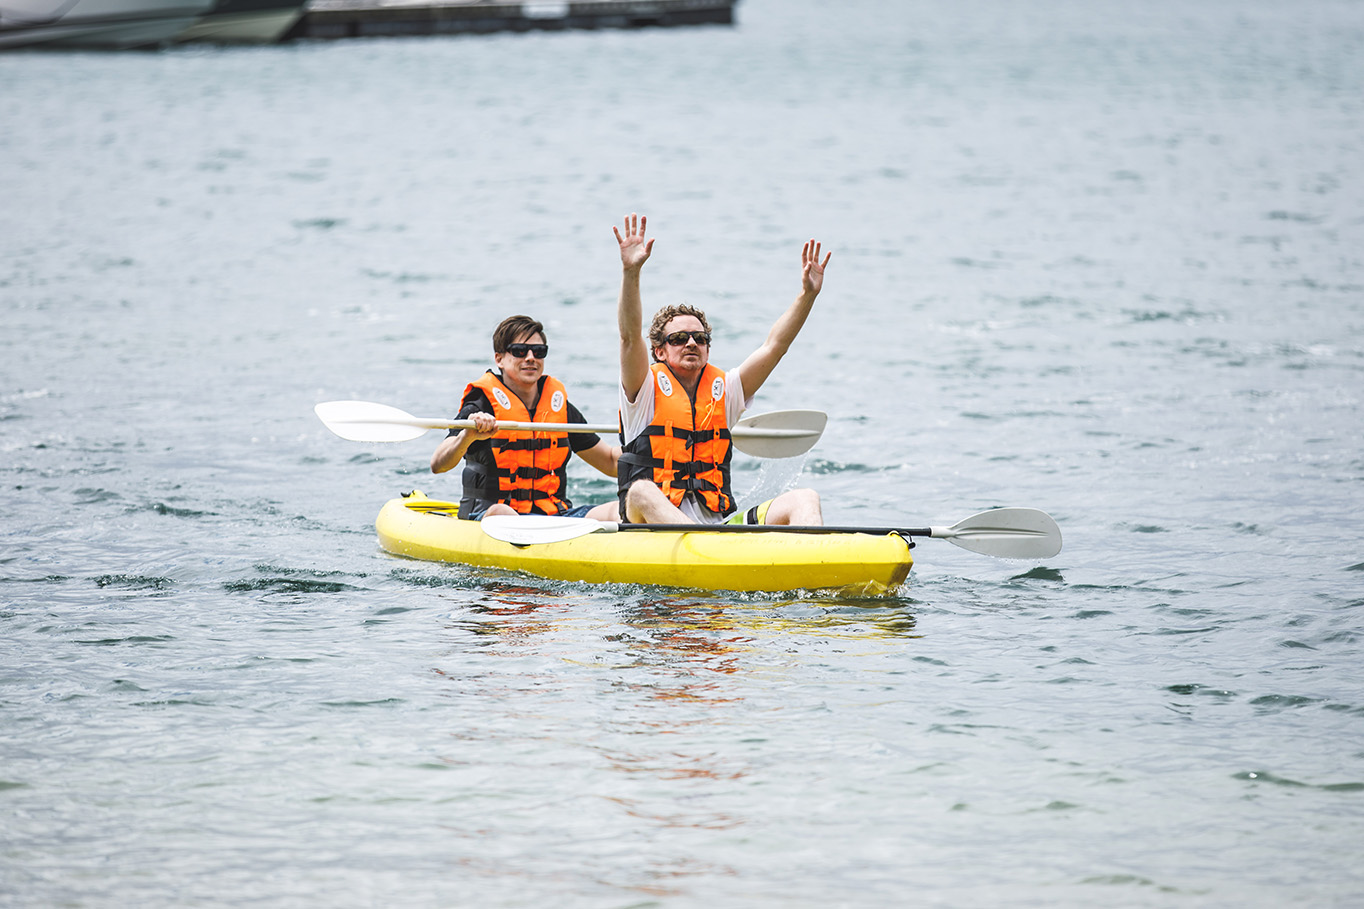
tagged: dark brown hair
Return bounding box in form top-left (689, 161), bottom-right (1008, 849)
top-left (492, 315), bottom-right (546, 354)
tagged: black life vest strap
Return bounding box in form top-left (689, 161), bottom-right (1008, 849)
top-left (463, 461), bottom-right (558, 491)
top-left (618, 451), bottom-right (720, 475)
top-left (495, 436), bottom-right (570, 453)
top-left (634, 424), bottom-right (731, 446)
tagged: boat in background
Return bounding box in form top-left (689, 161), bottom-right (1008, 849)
top-left (0, 0), bottom-right (212, 48)
top-left (0, 0), bottom-right (303, 47)
top-left (3, 0), bottom-right (728, 46)
top-left (169, 0), bottom-right (304, 43)
top-left (285, 0), bottom-right (736, 43)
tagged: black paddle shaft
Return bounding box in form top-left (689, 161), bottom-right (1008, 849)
top-left (617, 523), bottom-right (927, 539)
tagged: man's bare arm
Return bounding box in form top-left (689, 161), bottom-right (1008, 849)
top-left (615, 213), bottom-right (654, 402)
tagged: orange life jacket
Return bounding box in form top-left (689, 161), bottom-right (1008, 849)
top-left (460, 371), bottom-right (573, 516)
top-left (618, 362), bottom-right (734, 516)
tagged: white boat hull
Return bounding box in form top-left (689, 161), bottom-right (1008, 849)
top-left (171, 3), bottom-right (302, 42)
top-left (0, 0), bottom-right (301, 46)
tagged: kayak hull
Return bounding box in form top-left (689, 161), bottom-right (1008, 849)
top-left (376, 492), bottom-right (914, 593)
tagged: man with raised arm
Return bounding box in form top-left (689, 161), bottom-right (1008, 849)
top-left (614, 213), bottom-right (829, 526)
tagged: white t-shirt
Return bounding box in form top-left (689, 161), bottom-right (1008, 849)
top-left (619, 366), bottom-right (751, 523)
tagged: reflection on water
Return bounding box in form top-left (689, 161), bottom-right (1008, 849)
top-left (626, 591), bottom-right (922, 640)
top-left (423, 586), bottom-right (925, 816)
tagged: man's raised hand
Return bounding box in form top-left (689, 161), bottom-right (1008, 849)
top-left (614, 213), bottom-right (654, 271)
top-left (801, 239), bottom-right (831, 296)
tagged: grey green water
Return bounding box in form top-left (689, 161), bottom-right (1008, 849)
top-left (3, 0), bottom-right (1363, 904)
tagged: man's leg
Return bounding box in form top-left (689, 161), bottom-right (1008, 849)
top-left (624, 480), bottom-right (692, 524)
top-left (761, 488), bottom-right (822, 526)
top-left (585, 500), bottom-right (620, 522)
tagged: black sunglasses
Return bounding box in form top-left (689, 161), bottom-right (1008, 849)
top-left (505, 343), bottom-right (549, 359)
top-left (663, 330), bottom-right (711, 347)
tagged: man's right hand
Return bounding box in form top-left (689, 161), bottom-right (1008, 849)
top-left (467, 411), bottom-right (498, 441)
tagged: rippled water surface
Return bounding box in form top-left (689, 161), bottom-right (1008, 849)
top-left (3, 0), bottom-right (1363, 905)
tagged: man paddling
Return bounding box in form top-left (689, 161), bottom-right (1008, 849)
top-left (614, 213), bottom-right (827, 526)
top-left (431, 315), bottom-right (620, 521)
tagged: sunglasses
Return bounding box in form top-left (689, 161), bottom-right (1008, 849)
top-left (505, 343), bottom-right (549, 359)
top-left (663, 330), bottom-right (711, 347)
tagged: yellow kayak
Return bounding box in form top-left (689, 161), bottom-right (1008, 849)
top-left (376, 492), bottom-right (914, 593)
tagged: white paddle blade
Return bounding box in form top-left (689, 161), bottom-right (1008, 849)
top-left (480, 514), bottom-right (615, 545)
top-left (315, 401), bottom-right (433, 443)
top-left (731, 409), bottom-right (828, 458)
top-left (934, 507), bottom-right (1062, 559)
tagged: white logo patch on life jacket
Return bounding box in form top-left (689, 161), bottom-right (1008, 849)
top-left (492, 387), bottom-right (512, 410)
top-left (711, 375), bottom-right (725, 401)
top-left (657, 371), bottom-right (674, 397)
top-left (550, 390), bottom-right (564, 413)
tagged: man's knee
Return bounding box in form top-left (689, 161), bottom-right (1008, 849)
top-left (625, 479), bottom-right (662, 505)
top-left (777, 488), bottom-right (820, 510)
top-left (769, 487), bottom-right (822, 525)
top-left (623, 479), bottom-right (655, 522)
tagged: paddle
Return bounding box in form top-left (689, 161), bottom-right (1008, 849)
top-left (314, 400), bottom-right (827, 458)
top-left (479, 507), bottom-right (1062, 559)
